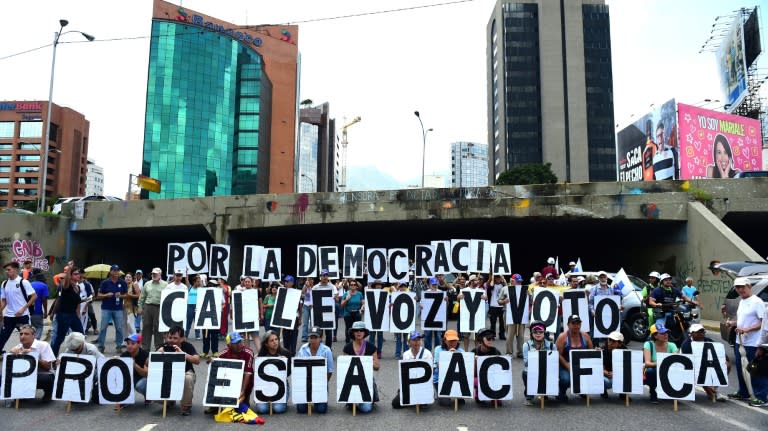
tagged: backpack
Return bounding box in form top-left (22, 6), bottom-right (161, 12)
top-left (2, 278), bottom-right (35, 314)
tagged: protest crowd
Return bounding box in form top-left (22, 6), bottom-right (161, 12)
top-left (1, 249), bottom-right (767, 421)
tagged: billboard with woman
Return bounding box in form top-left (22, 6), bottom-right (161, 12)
top-left (677, 103), bottom-right (762, 179)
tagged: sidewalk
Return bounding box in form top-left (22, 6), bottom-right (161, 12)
top-left (700, 318), bottom-right (720, 332)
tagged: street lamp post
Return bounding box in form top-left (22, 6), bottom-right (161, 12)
top-left (38, 19), bottom-right (94, 213)
top-left (301, 173), bottom-right (314, 192)
top-left (414, 111), bottom-right (433, 188)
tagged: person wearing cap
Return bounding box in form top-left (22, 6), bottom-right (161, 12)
top-left (588, 272), bottom-right (623, 339)
top-left (601, 331), bottom-right (627, 399)
top-left (0, 261), bottom-right (37, 353)
top-left (542, 257), bottom-right (558, 280)
top-left (501, 273), bottom-right (526, 358)
top-left (137, 267), bottom-right (168, 351)
top-left (97, 265), bottom-right (129, 354)
top-left (342, 321), bottom-right (380, 412)
top-left (679, 324), bottom-right (728, 402)
top-left (120, 333), bottom-right (149, 403)
top-left (457, 275), bottom-right (488, 351)
top-left (725, 277), bottom-right (768, 406)
top-left (216, 332), bottom-right (256, 412)
top-left (392, 330), bottom-right (433, 409)
top-left (522, 321), bottom-right (555, 405)
top-left (421, 277), bottom-right (445, 351)
top-left (648, 273), bottom-right (693, 326)
top-left (472, 327), bottom-right (502, 405)
top-left (488, 274), bottom-right (507, 342)
top-left (296, 326), bottom-right (334, 413)
top-left (568, 261), bottom-right (577, 273)
top-left (48, 266), bottom-right (85, 355)
top-left (643, 322), bottom-right (678, 403)
top-left (433, 329), bottom-right (464, 406)
top-left (29, 268), bottom-right (49, 340)
top-left (555, 314), bottom-right (594, 402)
top-left (341, 279), bottom-right (364, 343)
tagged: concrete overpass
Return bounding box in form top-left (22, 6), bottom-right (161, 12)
top-left (2, 178), bottom-right (767, 320)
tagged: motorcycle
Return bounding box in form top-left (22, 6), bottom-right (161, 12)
top-left (656, 298), bottom-right (698, 346)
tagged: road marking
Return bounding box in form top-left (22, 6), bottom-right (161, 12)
top-left (694, 387), bottom-right (768, 416)
top-left (136, 425), bottom-right (157, 431)
top-left (688, 401), bottom-right (766, 431)
top-left (457, 427), bottom-right (469, 431)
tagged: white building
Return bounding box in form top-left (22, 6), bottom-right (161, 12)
top-left (451, 142), bottom-right (488, 187)
top-left (85, 158), bottom-right (104, 196)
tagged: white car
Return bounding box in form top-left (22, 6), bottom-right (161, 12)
top-left (52, 195), bottom-right (123, 214)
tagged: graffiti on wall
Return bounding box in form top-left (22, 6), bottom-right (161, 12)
top-left (10, 239), bottom-right (50, 271)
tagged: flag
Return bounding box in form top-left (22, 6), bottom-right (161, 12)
top-left (573, 258), bottom-right (583, 273)
top-left (613, 268), bottom-right (634, 296)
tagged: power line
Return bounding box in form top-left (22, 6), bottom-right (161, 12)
top-left (271, 0), bottom-right (475, 26)
top-left (0, 44), bottom-right (51, 61)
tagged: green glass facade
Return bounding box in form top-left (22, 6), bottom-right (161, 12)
top-left (141, 20), bottom-right (271, 199)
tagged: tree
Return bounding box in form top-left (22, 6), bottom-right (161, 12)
top-left (495, 163), bottom-right (558, 185)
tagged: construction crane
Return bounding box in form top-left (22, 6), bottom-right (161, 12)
top-left (338, 116), bottom-right (361, 191)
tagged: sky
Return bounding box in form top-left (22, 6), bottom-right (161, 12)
top-left (1, 0), bottom-right (766, 196)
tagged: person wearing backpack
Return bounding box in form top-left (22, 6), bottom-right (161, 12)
top-left (1, 261), bottom-right (38, 353)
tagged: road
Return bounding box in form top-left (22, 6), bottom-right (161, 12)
top-left (2, 311), bottom-right (767, 431)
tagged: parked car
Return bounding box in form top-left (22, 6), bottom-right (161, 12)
top-left (713, 260), bottom-right (768, 344)
top-left (52, 195), bottom-right (123, 214)
top-left (734, 170), bottom-right (768, 178)
top-left (0, 207), bottom-right (35, 215)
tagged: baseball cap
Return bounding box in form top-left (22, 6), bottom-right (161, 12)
top-left (597, 271), bottom-right (609, 277)
top-left (547, 257), bottom-right (555, 264)
top-left (689, 323), bottom-right (705, 333)
top-left (428, 277), bottom-right (438, 285)
top-left (568, 261), bottom-right (576, 266)
top-left (151, 267), bottom-right (162, 274)
top-left (468, 274), bottom-right (477, 282)
top-left (444, 329), bottom-right (460, 341)
top-left (512, 274), bottom-right (523, 282)
top-left (607, 331), bottom-right (624, 342)
top-left (734, 277), bottom-right (750, 286)
top-left (135, 269), bottom-right (143, 274)
top-left (284, 275), bottom-right (295, 282)
top-left (650, 323), bottom-right (670, 335)
top-left (227, 332), bottom-right (244, 344)
top-left (567, 314), bottom-right (582, 324)
top-left (409, 331), bottom-right (424, 341)
top-left (308, 327), bottom-right (322, 337)
top-left (530, 321), bottom-right (546, 332)
top-left (576, 276), bottom-right (585, 282)
top-left (174, 268), bottom-right (184, 276)
top-left (124, 333), bottom-right (141, 343)
top-left (320, 268), bottom-right (330, 276)
top-left (110, 264), bottom-right (120, 272)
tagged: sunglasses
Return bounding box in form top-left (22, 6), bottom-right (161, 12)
top-left (532, 329), bottom-right (545, 334)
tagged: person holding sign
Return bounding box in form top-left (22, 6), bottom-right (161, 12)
top-left (120, 333), bottom-right (149, 401)
top-left (137, 268), bottom-right (167, 352)
top-left (255, 330), bottom-right (290, 413)
top-left (281, 275), bottom-right (301, 356)
top-left (392, 282), bottom-right (413, 359)
top-left (8, 324), bottom-right (55, 402)
top-left (555, 314), bottom-right (594, 402)
top-left (60, 331), bottom-right (104, 403)
top-left (296, 326), bottom-right (334, 414)
top-left (184, 275), bottom-right (201, 339)
top-left (421, 277), bottom-right (446, 351)
top-left (433, 329), bottom-right (464, 406)
top-left (457, 275), bottom-right (487, 352)
top-left (501, 274), bottom-right (526, 358)
top-left (341, 279), bottom-right (364, 343)
top-left (643, 323), bottom-right (678, 404)
top-left (679, 324), bottom-right (728, 402)
top-left (342, 321), bottom-right (380, 412)
top-left (300, 277), bottom-right (315, 343)
top-left (206, 331), bottom-right (255, 414)
top-left (200, 278), bottom-right (223, 362)
top-left (391, 330), bottom-right (433, 409)
top-left (261, 283), bottom-right (278, 332)
top-left (156, 325), bottom-right (200, 415)
top-left (522, 321), bottom-right (554, 406)
top-left (236, 276), bottom-right (260, 352)
top-left (601, 331), bottom-right (626, 399)
top-left (488, 274), bottom-right (508, 341)
top-left (471, 328), bottom-right (501, 406)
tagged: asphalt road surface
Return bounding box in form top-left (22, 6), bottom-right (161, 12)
top-left (2, 311), bottom-right (767, 431)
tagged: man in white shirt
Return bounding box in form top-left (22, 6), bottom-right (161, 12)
top-left (726, 277), bottom-right (768, 406)
top-left (8, 324), bottom-right (56, 401)
top-left (1, 262), bottom-right (37, 353)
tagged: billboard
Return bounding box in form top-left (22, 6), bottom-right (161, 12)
top-left (716, 15), bottom-right (748, 111)
top-left (616, 99), bottom-right (678, 182)
top-left (677, 103), bottom-right (762, 179)
top-left (744, 7), bottom-right (762, 68)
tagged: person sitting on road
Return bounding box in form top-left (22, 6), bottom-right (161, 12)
top-left (433, 329), bottom-right (464, 407)
top-left (648, 273), bottom-right (694, 326)
top-left (601, 331), bottom-right (627, 399)
top-left (295, 327), bottom-right (334, 414)
top-left (471, 327), bottom-right (502, 406)
top-left (643, 323), bottom-right (678, 404)
top-left (254, 330), bottom-right (290, 414)
top-left (342, 321), bottom-right (380, 413)
top-left (679, 324), bottom-right (728, 402)
top-left (555, 314), bottom-right (594, 402)
top-left (392, 331), bottom-right (433, 409)
top-left (7, 324), bottom-right (55, 402)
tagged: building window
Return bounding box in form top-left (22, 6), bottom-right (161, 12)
top-left (0, 122), bottom-right (14, 138)
top-left (17, 155), bottom-right (40, 162)
top-left (15, 166), bottom-right (39, 173)
top-left (19, 121), bottom-right (42, 138)
top-left (17, 142), bottom-right (40, 151)
top-left (0, 143), bottom-right (13, 151)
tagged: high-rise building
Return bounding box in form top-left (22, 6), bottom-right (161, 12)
top-left (85, 158), bottom-right (104, 196)
top-left (141, 0), bottom-right (299, 199)
top-left (487, 0), bottom-right (615, 183)
top-left (0, 100), bottom-right (89, 208)
top-left (297, 103), bottom-right (337, 193)
top-left (451, 142), bottom-right (488, 187)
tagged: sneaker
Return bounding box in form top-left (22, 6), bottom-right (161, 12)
top-left (748, 398), bottom-right (767, 407)
top-left (212, 352), bottom-right (220, 358)
top-left (649, 394), bottom-right (659, 404)
top-left (600, 392), bottom-right (609, 399)
top-left (516, 353), bottom-right (523, 359)
top-left (180, 406), bottom-right (192, 416)
top-left (98, 346), bottom-right (105, 353)
top-left (199, 353), bottom-right (208, 359)
top-left (523, 397), bottom-right (534, 406)
top-left (715, 393), bottom-right (728, 402)
top-left (727, 391), bottom-right (749, 400)
top-left (555, 395), bottom-right (568, 403)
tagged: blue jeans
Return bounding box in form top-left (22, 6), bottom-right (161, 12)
top-left (424, 330), bottom-right (442, 351)
top-left (51, 312), bottom-right (84, 355)
top-left (645, 367), bottom-right (658, 397)
top-left (203, 329), bottom-right (219, 354)
top-left (255, 402), bottom-right (287, 414)
top-left (135, 377), bottom-right (147, 397)
top-left (558, 366), bottom-right (571, 397)
top-left (353, 383), bottom-right (378, 413)
top-left (394, 333), bottom-right (406, 357)
top-left (301, 305), bottom-right (311, 342)
top-left (185, 304), bottom-right (200, 338)
top-left (734, 344), bottom-right (768, 401)
top-left (134, 313), bottom-right (142, 331)
top-left (296, 402), bottom-right (327, 414)
top-left (97, 309), bottom-right (124, 350)
top-left (369, 331), bottom-right (384, 355)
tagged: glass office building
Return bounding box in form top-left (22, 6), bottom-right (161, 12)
top-left (451, 142), bottom-right (489, 187)
top-left (141, 19), bottom-right (272, 199)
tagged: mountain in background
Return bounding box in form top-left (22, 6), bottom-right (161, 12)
top-left (345, 165), bottom-right (417, 191)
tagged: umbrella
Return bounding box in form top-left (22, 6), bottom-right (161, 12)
top-left (739, 333), bottom-right (754, 399)
top-left (83, 264), bottom-right (124, 279)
